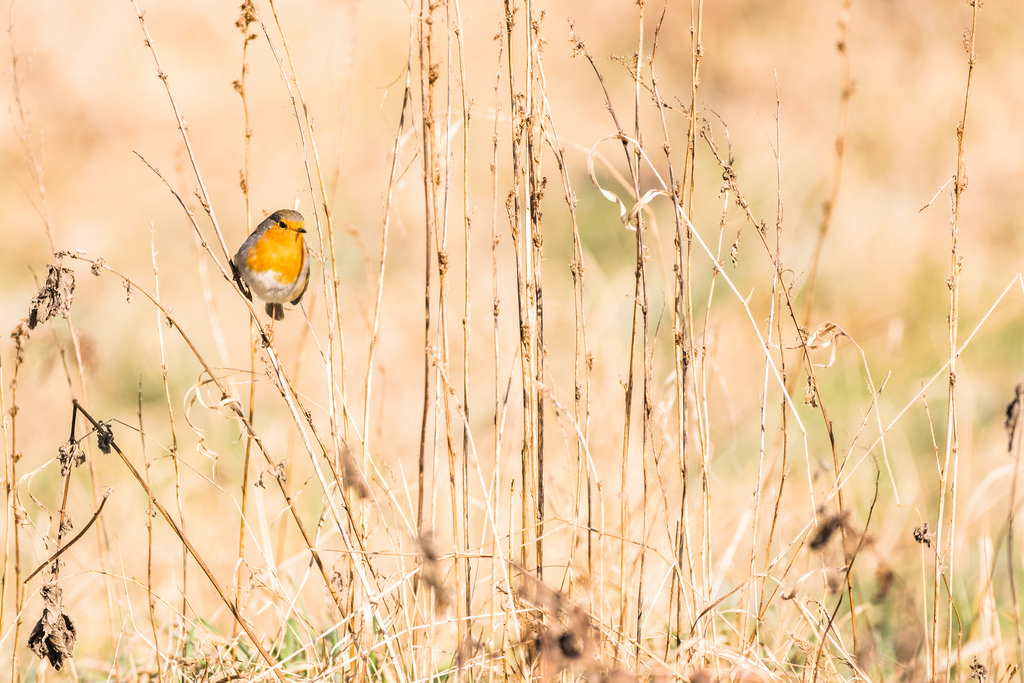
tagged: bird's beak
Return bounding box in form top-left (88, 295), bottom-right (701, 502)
top-left (298, 227), bottom-right (307, 234)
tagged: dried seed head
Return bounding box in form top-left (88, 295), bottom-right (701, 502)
top-left (96, 422), bottom-right (115, 454)
top-left (58, 441), bottom-right (86, 476)
top-left (913, 523), bottom-right (932, 548)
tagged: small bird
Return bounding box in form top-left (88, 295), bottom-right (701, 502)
top-left (230, 209), bottom-right (310, 321)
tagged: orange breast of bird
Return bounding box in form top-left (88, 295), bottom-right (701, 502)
top-left (245, 227), bottom-right (305, 284)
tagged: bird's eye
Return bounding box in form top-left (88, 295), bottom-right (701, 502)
top-left (279, 221), bottom-right (288, 228)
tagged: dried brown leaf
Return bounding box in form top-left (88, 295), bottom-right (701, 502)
top-left (27, 584), bottom-right (76, 671)
top-left (28, 261), bottom-right (75, 329)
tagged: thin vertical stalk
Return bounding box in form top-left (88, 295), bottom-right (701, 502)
top-left (450, 0), bottom-right (474, 634)
top-left (630, 0), bottom-right (651, 664)
top-left (415, 0), bottom-right (436, 544)
top-left (649, 2), bottom-right (699, 657)
top-left (1008, 384), bottom-right (1024, 670)
top-left (503, 0), bottom-right (542, 576)
top-left (232, 2), bottom-right (255, 635)
top-left (681, 0), bottom-right (704, 658)
top-left (137, 381), bottom-right (163, 682)
top-left (931, 2), bottom-right (979, 679)
top-left (10, 24), bottom-right (122, 673)
top-left (488, 30), bottom-right (506, 679)
top-left (264, 0), bottom-right (351, 458)
top-left (3, 339), bottom-right (22, 683)
top-left (525, 3), bottom-right (546, 582)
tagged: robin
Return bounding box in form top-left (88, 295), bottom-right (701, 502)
top-left (230, 209), bottom-right (310, 321)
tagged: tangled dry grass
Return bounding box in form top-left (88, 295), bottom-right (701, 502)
top-left (5, 0), bottom-right (1024, 681)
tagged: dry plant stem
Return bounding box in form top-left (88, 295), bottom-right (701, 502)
top-left (525, 1), bottom-right (546, 585)
top-left (932, 2), bottom-right (979, 678)
top-left (430, 346), bottom-right (520, 621)
top-left (236, 323), bottom-right (258, 639)
top-left (254, 14), bottom-right (363, 641)
top-left (6, 58), bottom-right (34, 677)
top-left (416, 2), bottom-right (445, 672)
top-left (572, 32), bottom-right (646, 660)
top-left (803, 0), bottom-right (853, 326)
top-left (260, 342), bottom-right (405, 669)
top-left (73, 255), bottom-right (404, 680)
top-left (150, 230), bottom-right (188, 631)
top-left (57, 403), bottom-right (82, 569)
top-left (671, 188), bottom-right (818, 663)
top-left (792, 1), bottom-right (860, 647)
top-left (648, 5), bottom-right (697, 656)
top-left (130, 0), bottom-right (230, 262)
top-left (137, 385), bottom-right (164, 682)
top-left (683, 11), bottom-right (704, 659)
top-left (420, 0), bottom-right (467, 651)
top-left (237, 0), bottom-right (255, 233)
top-left (68, 399), bottom-right (287, 682)
top-left (503, 0), bottom-right (524, 572)
top-left (699, 124), bottom-right (857, 646)
top-left (503, 0), bottom-right (545, 580)
top-left (262, 0), bottom-right (351, 462)
top-left (1009, 392), bottom-right (1024, 675)
top-left (415, 1), bottom-right (435, 543)
top-left (131, 15), bottom-right (356, 621)
top-left (3, 338), bottom-right (24, 683)
top-left (11, 25), bottom-right (122, 669)
top-left (862, 277), bottom-right (1024, 451)
top-left (752, 85), bottom-right (789, 650)
top-left (450, 0), bottom-right (474, 636)
top-left (535, 49), bottom-right (592, 601)
top-left (628, 3), bottom-right (653, 663)
top-left (363, 46), bottom-right (411, 526)
top-left (488, 35), bottom-right (507, 681)
top-left (133, 95), bottom-right (389, 661)
top-left (355, 44), bottom-right (431, 669)
top-left (811, 472), bottom-right (880, 681)
top-left (694, 169), bottom-right (721, 659)
top-left (23, 489), bottom-right (111, 585)
top-left (234, 5), bottom-right (256, 641)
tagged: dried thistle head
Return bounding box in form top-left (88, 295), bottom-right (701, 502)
top-left (95, 421), bottom-right (115, 454)
top-left (57, 440), bottom-right (86, 476)
top-left (11, 320), bottom-right (30, 363)
top-left (912, 523), bottom-right (932, 548)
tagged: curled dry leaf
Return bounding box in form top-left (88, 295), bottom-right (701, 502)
top-left (800, 321), bottom-right (847, 368)
top-left (27, 584), bottom-right (77, 671)
top-left (804, 321), bottom-right (846, 350)
top-left (808, 511), bottom-right (848, 551)
top-left (28, 260), bottom-right (75, 329)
